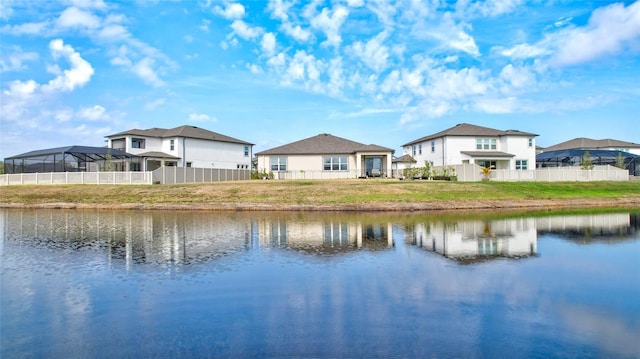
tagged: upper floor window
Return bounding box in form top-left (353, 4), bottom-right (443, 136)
top-left (431, 141), bottom-right (435, 152)
top-left (476, 138), bottom-right (496, 150)
top-left (528, 137), bottom-right (533, 147)
top-left (244, 145), bottom-right (249, 157)
top-left (270, 157), bottom-right (287, 171)
top-left (111, 138), bottom-right (126, 151)
top-left (412, 145), bottom-right (416, 156)
top-left (418, 144), bottom-right (422, 155)
top-left (323, 157), bottom-right (348, 171)
top-left (170, 139), bottom-right (175, 151)
top-left (131, 138), bottom-right (145, 149)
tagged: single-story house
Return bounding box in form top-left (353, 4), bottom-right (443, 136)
top-left (105, 125), bottom-right (253, 171)
top-left (255, 133), bottom-right (395, 179)
top-left (402, 123), bottom-right (538, 171)
top-left (392, 154), bottom-right (417, 175)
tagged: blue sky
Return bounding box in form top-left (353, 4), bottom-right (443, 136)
top-left (1, 0), bottom-right (639, 158)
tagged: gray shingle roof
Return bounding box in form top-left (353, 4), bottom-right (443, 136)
top-left (137, 151), bottom-right (180, 159)
top-left (255, 133), bottom-right (394, 155)
top-left (543, 137), bottom-right (640, 151)
top-left (403, 123), bottom-right (537, 146)
top-left (106, 125), bottom-right (253, 145)
top-left (392, 154), bottom-right (417, 163)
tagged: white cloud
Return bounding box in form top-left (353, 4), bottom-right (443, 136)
top-left (498, 64), bottom-right (536, 94)
top-left (68, 0), bottom-right (108, 10)
top-left (131, 57), bottom-right (164, 87)
top-left (247, 63), bottom-right (262, 74)
top-left (1, 21), bottom-right (49, 35)
top-left (411, 13), bottom-right (480, 56)
top-left (464, 0), bottom-right (523, 18)
top-left (494, 43), bottom-right (550, 59)
top-left (261, 32), bottom-right (276, 56)
top-left (281, 22), bottom-right (312, 42)
top-left (350, 31), bottom-right (389, 72)
top-left (144, 98), bottom-right (166, 111)
top-left (549, 1), bottom-right (640, 67)
top-left (213, 2), bottom-right (245, 20)
top-left (0, 48), bottom-right (39, 72)
top-left (56, 6), bottom-right (101, 30)
top-left (77, 105), bottom-right (108, 121)
top-left (327, 56), bottom-right (344, 95)
top-left (188, 113), bottom-right (218, 122)
top-left (42, 39), bottom-right (94, 93)
top-left (309, 5), bottom-right (349, 47)
top-left (230, 19), bottom-right (263, 40)
top-left (474, 97), bottom-right (517, 114)
top-left (200, 19), bottom-right (211, 32)
top-left (267, 0), bottom-right (294, 21)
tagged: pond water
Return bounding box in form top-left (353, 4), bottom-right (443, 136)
top-left (1, 209), bottom-right (639, 358)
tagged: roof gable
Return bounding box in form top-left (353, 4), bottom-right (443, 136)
top-left (107, 125), bottom-right (253, 145)
top-left (403, 123), bottom-right (537, 146)
top-left (256, 133), bottom-right (393, 155)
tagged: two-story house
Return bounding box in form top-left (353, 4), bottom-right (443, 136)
top-left (402, 123), bottom-right (538, 171)
top-left (106, 125), bottom-right (253, 171)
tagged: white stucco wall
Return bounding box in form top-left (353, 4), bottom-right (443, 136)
top-left (177, 138), bottom-right (251, 169)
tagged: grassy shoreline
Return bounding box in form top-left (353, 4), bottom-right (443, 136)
top-left (2, 179), bottom-right (640, 212)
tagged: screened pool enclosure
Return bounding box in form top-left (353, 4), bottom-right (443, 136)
top-left (3, 146), bottom-right (140, 174)
top-left (536, 149), bottom-right (640, 176)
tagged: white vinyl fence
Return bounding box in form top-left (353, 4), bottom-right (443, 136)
top-left (152, 167), bottom-right (251, 184)
top-left (0, 171), bottom-right (153, 185)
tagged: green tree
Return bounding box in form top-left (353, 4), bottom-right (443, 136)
top-left (615, 152), bottom-right (626, 169)
top-left (581, 151), bottom-right (594, 170)
top-left (0, 161), bottom-right (4, 175)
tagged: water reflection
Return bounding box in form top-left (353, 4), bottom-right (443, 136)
top-left (3, 210), bottom-right (639, 266)
top-left (2, 210), bottom-right (395, 269)
top-left (1, 209), bottom-right (639, 358)
top-left (537, 213), bottom-right (638, 243)
top-left (407, 217), bottom-right (537, 263)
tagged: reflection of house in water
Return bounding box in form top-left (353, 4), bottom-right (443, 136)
top-left (409, 218), bottom-right (537, 263)
top-left (255, 217), bottom-right (394, 254)
top-left (536, 213), bottom-right (638, 243)
top-left (2, 210), bottom-right (254, 267)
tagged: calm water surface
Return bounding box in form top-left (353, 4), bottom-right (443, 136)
top-left (1, 209), bottom-right (639, 358)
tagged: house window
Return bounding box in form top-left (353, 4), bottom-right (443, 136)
top-left (270, 157), bottom-right (287, 171)
top-left (130, 163), bottom-right (141, 171)
top-left (112, 138), bottom-right (126, 151)
top-left (431, 141), bottom-right (435, 152)
top-left (478, 160), bottom-right (496, 169)
top-left (418, 144), bottom-right (422, 155)
top-left (516, 160), bottom-right (528, 170)
top-left (131, 138), bottom-right (145, 149)
top-left (186, 162), bottom-right (192, 168)
top-left (244, 146), bottom-right (249, 157)
top-left (528, 138), bottom-right (533, 147)
top-left (323, 157), bottom-right (348, 171)
top-left (412, 145), bottom-right (416, 156)
top-left (476, 138), bottom-right (496, 150)
top-left (170, 140), bottom-right (175, 151)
